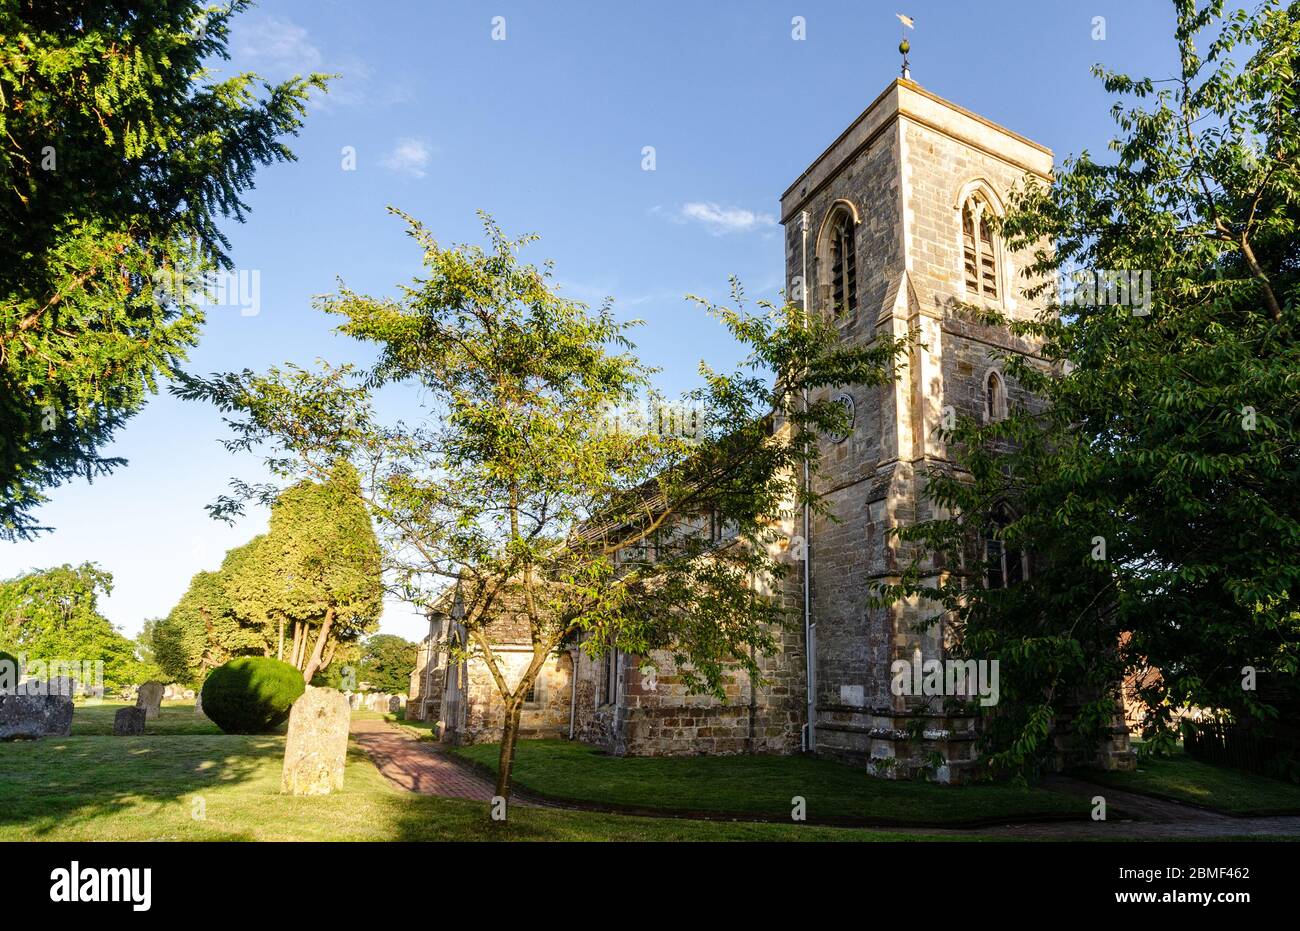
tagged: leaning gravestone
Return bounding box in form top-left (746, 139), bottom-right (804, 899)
top-left (281, 687), bottom-right (350, 796)
top-left (113, 706), bottom-right (146, 736)
top-left (0, 693), bottom-right (74, 740)
top-left (135, 680), bottom-right (164, 720)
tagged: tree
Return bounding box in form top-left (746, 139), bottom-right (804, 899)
top-left (878, 0), bottom-right (1300, 773)
top-left (149, 544), bottom-right (269, 685)
top-left (0, 0), bottom-right (328, 540)
top-left (0, 562), bottom-right (158, 691)
top-left (178, 209), bottom-right (908, 806)
top-left (149, 467), bottom-right (383, 684)
top-left (255, 463), bottom-right (384, 682)
top-left (358, 634), bottom-right (418, 694)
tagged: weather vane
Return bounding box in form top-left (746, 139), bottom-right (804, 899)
top-left (896, 13), bottom-right (914, 80)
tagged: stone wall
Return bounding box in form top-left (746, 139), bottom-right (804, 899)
top-left (572, 631), bottom-right (805, 757)
top-left (444, 648), bottom-right (573, 745)
top-left (570, 540), bottom-right (807, 758)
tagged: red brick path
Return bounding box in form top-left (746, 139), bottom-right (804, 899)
top-left (350, 717), bottom-right (500, 801)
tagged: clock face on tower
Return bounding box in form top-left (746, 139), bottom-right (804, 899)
top-left (830, 393), bottom-right (855, 443)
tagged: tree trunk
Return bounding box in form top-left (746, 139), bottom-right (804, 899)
top-left (494, 698), bottom-right (525, 807)
top-left (302, 608), bottom-right (335, 683)
top-left (277, 617), bottom-right (285, 662)
top-left (289, 622), bottom-right (303, 669)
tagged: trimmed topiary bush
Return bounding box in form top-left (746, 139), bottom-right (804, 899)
top-left (0, 650), bottom-right (20, 690)
top-left (200, 657), bottom-right (305, 734)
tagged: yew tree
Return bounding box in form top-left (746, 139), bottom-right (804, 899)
top-left (0, 0), bottom-right (327, 539)
top-left (255, 462), bottom-right (383, 683)
top-left (149, 465), bottom-right (382, 685)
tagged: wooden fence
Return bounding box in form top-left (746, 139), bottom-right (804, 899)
top-left (1185, 722), bottom-right (1299, 781)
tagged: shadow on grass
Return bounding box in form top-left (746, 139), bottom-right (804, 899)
top-left (0, 730), bottom-right (274, 839)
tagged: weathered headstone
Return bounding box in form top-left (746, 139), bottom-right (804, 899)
top-left (388, 695), bottom-right (402, 714)
top-left (113, 706), bottom-right (146, 736)
top-left (182, 689), bottom-right (195, 700)
top-left (0, 693), bottom-right (74, 740)
top-left (135, 680), bottom-right (164, 720)
top-left (281, 687), bottom-right (350, 796)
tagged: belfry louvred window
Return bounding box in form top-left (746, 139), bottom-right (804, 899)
top-left (962, 197), bottom-right (1000, 302)
top-left (829, 211), bottom-right (857, 317)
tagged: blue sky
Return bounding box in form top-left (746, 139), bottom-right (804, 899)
top-left (0, 0), bottom-right (1184, 642)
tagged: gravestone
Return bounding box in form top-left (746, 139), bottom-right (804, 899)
top-left (113, 706), bottom-right (146, 736)
top-left (388, 695), bottom-right (402, 714)
top-left (281, 687), bottom-right (350, 796)
top-left (136, 680), bottom-right (164, 720)
top-left (0, 693), bottom-right (74, 740)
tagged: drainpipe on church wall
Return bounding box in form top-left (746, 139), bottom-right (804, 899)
top-left (420, 612), bottom-right (438, 721)
top-left (568, 648), bottom-right (579, 740)
top-left (801, 209), bottom-right (817, 753)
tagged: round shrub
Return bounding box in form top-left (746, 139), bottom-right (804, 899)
top-left (0, 650), bottom-right (19, 689)
top-left (201, 657), bottom-right (305, 734)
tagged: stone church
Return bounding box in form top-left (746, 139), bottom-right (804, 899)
top-left (407, 77), bottom-right (1134, 781)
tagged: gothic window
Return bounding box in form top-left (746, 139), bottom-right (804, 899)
top-left (828, 209), bottom-right (857, 318)
top-left (985, 370), bottom-right (1008, 423)
top-left (984, 506), bottom-right (1026, 589)
top-left (709, 508), bottom-right (739, 544)
top-left (962, 196), bottom-right (1001, 302)
top-left (603, 648), bottom-right (620, 706)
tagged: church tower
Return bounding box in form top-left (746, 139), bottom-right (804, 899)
top-left (781, 78), bottom-right (1056, 781)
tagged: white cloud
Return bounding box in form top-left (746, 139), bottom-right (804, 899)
top-left (230, 15), bottom-right (324, 75)
top-left (674, 201), bottom-right (777, 235)
top-left (381, 138), bottom-right (433, 179)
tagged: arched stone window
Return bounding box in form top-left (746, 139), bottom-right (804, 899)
top-left (603, 648), bottom-right (620, 706)
top-left (983, 505), bottom-right (1026, 589)
top-left (961, 194), bottom-right (1001, 302)
top-left (984, 369), bottom-right (1008, 423)
top-left (829, 211), bottom-right (857, 317)
top-left (818, 201), bottom-right (859, 320)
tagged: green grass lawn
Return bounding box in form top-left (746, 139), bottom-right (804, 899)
top-left (0, 715), bottom-right (964, 841)
top-left (71, 701), bottom-right (222, 736)
top-left (1086, 753), bottom-right (1300, 815)
top-left (453, 739), bottom-right (1087, 825)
